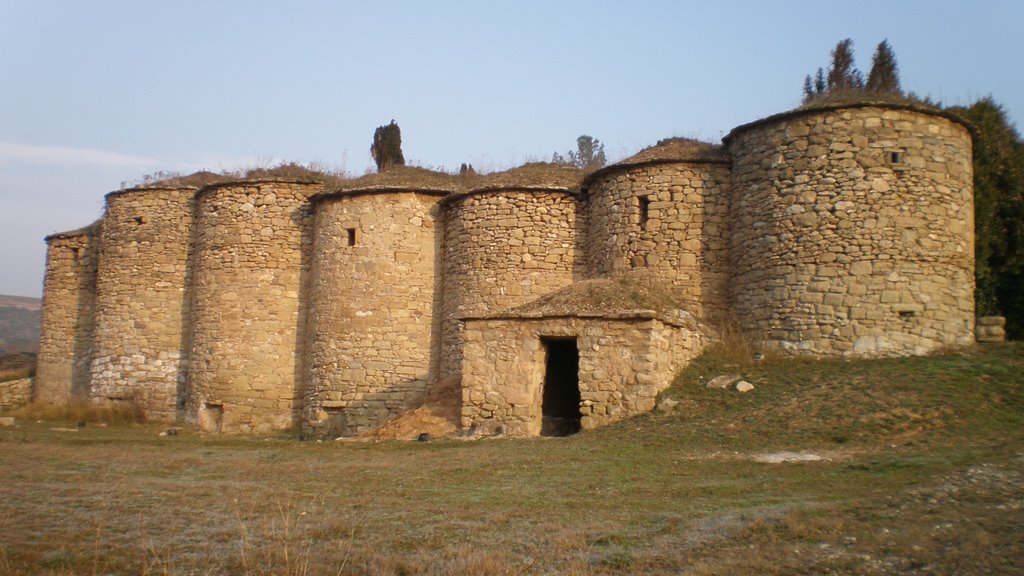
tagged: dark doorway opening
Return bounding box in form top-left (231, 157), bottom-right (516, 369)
top-left (541, 337), bottom-right (581, 436)
top-left (200, 402), bottom-right (224, 433)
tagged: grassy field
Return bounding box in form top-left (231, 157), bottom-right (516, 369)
top-left (1, 343), bottom-right (1022, 575)
top-left (0, 353), bottom-right (35, 383)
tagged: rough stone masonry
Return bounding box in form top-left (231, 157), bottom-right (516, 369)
top-left (34, 101), bottom-right (978, 436)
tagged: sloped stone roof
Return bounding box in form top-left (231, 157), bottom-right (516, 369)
top-left (583, 138), bottom-right (729, 188)
top-left (616, 138), bottom-right (729, 166)
top-left (45, 219), bottom-right (101, 241)
top-left (330, 165), bottom-right (464, 194)
top-left (106, 182), bottom-right (199, 200)
top-left (467, 274), bottom-right (700, 329)
top-left (440, 162), bottom-right (583, 206)
top-left (724, 100), bottom-right (975, 144)
top-left (471, 162), bottom-right (583, 190)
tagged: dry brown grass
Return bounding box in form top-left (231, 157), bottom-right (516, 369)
top-left (0, 353), bottom-right (35, 383)
top-left (0, 368), bottom-right (32, 384)
top-left (8, 398), bottom-right (145, 425)
top-left (0, 343), bottom-right (1021, 575)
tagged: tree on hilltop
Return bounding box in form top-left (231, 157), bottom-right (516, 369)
top-left (804, 38), bottom-right (904, 103)
top-left (826, 38), bottom-right (864, 94)
top-left (371, 120), bottom-right (405, 172)
top-left (552, 135), bottom-right (607, 170)
top-left (866, 40), bottom-right (902, 95)
top-left (950, 97), bottom-right (1024, 337)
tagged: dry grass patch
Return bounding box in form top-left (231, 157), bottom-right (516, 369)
top-left (8, 398), bottom-right (146, 426)
top-left (0, 343), bottom-right (1021, 574)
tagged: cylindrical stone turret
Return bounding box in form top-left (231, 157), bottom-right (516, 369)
top-left (186, 180), bottom-right (319, 432)
top-left (35, 224), bottom-right (100, 404)
top-left (725, 103), bottom-right (975, 356)
top-left (305, 186), bottom-right (448, 436)
top-left (583, 139), bottom-right (731, 319)
top-left (439, 164), bottom-right (585, 382)
top-left (88, 186), bottom-right (196, 420)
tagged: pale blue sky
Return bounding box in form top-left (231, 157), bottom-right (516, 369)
top-left (2, 0), bottom-right (1022, 297)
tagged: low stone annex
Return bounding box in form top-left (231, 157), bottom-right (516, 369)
top-left (33, 101), bottom-right (977, 436)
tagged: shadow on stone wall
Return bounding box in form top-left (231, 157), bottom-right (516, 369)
top-left (72, 234), bottom-right (98, 401)
top-left (176, 196), bottom-right (199, 422)
top-left (291, 200), bottom-right (315, 431)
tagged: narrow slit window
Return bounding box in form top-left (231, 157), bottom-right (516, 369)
top-left (888, 151), bottom-right (903, 164)
top-left (346, 228), bottom-right (357, 246)
top-left (639, 195), bottom-right (651, 229)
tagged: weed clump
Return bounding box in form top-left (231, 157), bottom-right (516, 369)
top-left (9, 398), bottom-right (146, 425)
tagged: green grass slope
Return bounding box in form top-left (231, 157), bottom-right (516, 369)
top-left (0, 343), bottom-right (1021, 575)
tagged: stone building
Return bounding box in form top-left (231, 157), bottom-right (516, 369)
top-left (34, 101), bottom-right (977, 436)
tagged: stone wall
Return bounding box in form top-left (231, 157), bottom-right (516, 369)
top-left (440, 189), bottom-right (585, 381)
top-left (304, 190), bottom-right (444, 436)
top-left (34, 100), bottom-right (979, 436)
top-left (35, 226), bottom-right (98, 404)
top-left (88, 186), bottom-right (196, 420)
top-left (460, 314), bottom-right (704, 436)
top-left (585, 161), bottom-right (731, 319)
top-left (0, 378), bottom-right (33, 410)
top-left (186, 180), bottom-right (319, 432)
top-left (726, 104), bottom-right (975, 356)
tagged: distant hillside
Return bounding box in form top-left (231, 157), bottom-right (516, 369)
top-left (0, 295), bottom-right (41, 354)
top-left (0, 294), bottom-right (41, 311)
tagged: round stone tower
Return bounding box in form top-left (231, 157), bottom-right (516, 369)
top-left (439, 164), bottom-right (585, 381)
top-left (88, 186), bottom-right (196, 420)
top-left (583, 139), bottom-right (732, 319)
top-left (186, 179), bottom-right (320, 432)
top-left (725, 102), bottom-right (975, 356)
top-left (304, 168), bottom-right (456, 436)
top-left (36, 223), bottom-right (99, 405)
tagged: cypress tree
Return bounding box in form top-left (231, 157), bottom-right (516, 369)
top-left (814, 67), bottom-right (826, 95)
top-left (866, 40), bottom-right (901, 95)
top-left (371, 120), bottom-right (405, 172)
top-left (826, 38), bottom-right (863, 93)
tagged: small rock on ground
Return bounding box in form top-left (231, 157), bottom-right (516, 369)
top-left (753, 451), bottom-right (823, 464)
top-left (657, 398), bottom-right (680, 413)
top-left (707, 374), bottom-right (741, 389)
